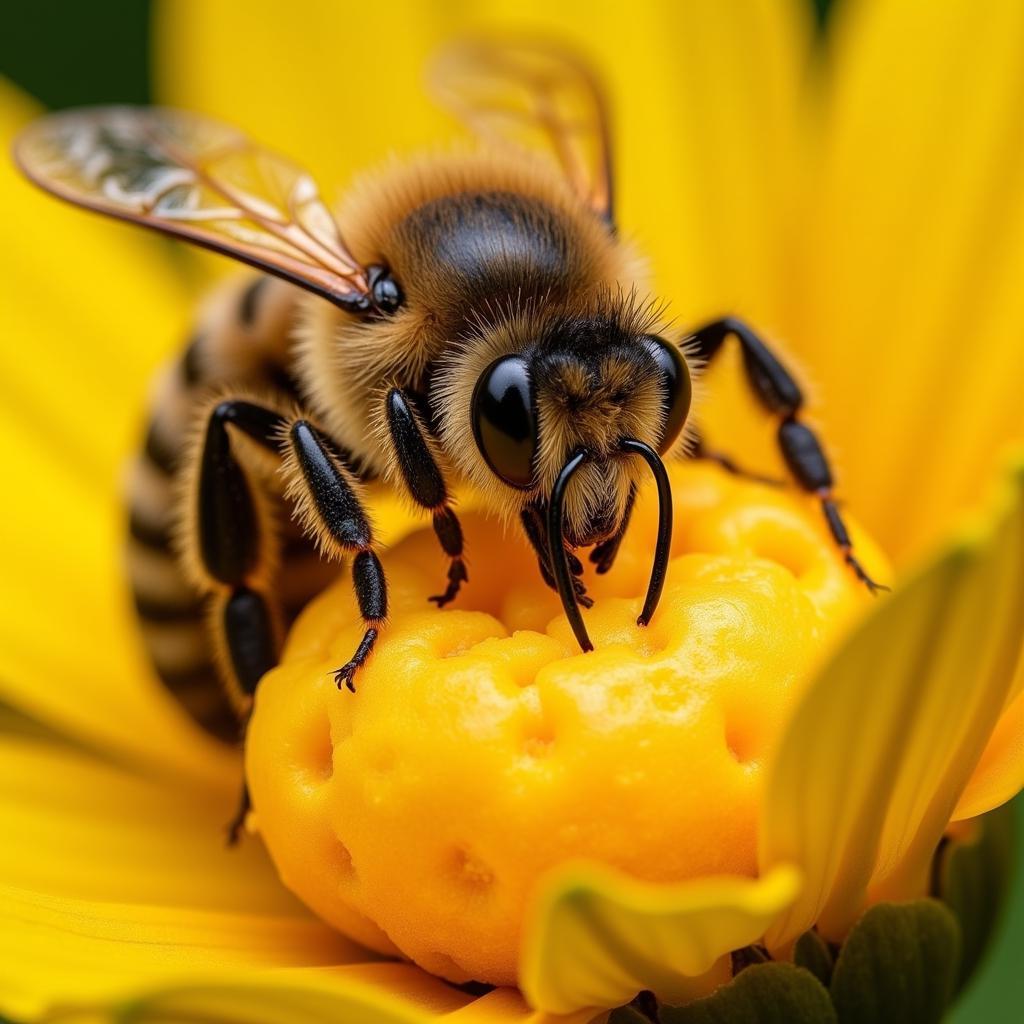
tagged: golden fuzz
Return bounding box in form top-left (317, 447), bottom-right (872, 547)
top-left (295, 149), bottom-right (647, 485)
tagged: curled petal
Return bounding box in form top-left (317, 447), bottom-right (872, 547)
top-left (520, 862), bottom-right (801, 1014)
top-left (761, 455), bottom-right (1024, 947)
top-left (954, 679), bottom-right (1024, 821)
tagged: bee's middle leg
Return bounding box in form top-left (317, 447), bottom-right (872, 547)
top-left (281, 420), bottom-right (387, 691)
top-left (384, 388), bottom-right (467, 606)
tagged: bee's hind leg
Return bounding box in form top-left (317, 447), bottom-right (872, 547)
top-left (690, 317), bottom-right (887, 593)
top-left (189, 399), bottom-right (387, 841)
top-left (189, 400), bottom-right (288, 843)
top-left (383, 388), bottom-right (467, 607)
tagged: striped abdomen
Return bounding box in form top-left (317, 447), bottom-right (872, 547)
top-left (126, 274), bottom-right (335, 741)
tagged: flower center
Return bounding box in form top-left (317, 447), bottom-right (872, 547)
top-left (244, 462), bottom-right (886, 987)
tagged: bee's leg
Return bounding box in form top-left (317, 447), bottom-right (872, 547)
top-left (384, 389), bottom-right (467, 607)
top-left (190, 400), bottom-right (289, 843)
top-left (282, 421), bottom-right (387, 691)
top-left (690, 317), bottom-right (886, 593)
top-left (589, 485), bottom-right (637, 575)
top-left (521, 502), bottom-right (593, 608)
top-left (521, 503), bottom-right (557, 590)
top-left (195, 401), bottom-right (386, 693)
top-left (192, 400), bottom-right (385, 842)
top-left (689, 430), bottom-right (783, 487)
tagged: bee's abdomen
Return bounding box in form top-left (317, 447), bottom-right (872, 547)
top-left (125, 274), bottom-right (311, 741)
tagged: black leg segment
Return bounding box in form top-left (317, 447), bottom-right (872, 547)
top-left (692, 316), bottom-right (803, 415)
top-left (193, 399), bottom-right (291, 845)
top-left (291, 421), bottom-right (374, 550)
top-left (385, 388), bottom-right (468, 606)
top-left (690, 317), bottom-right (885, 593)
top-left (192, 397), bottom-right (390, 842)
top-left (286, 421), bottom-right (388, 690)
top-left (222, 586), bottom-right (279, 699)
top-left (690, 430), bottom-right (783, 487)
top-left (522, 502), bottom-right (593, 608)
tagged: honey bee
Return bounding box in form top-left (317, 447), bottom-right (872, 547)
top-left (14, 41), bottom-right (880, 838)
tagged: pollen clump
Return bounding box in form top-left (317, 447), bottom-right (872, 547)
top-left (245, 462), bottom-right (887, 987)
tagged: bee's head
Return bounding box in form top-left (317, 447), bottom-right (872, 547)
top-left (438, 296), bottom-right (694, 649)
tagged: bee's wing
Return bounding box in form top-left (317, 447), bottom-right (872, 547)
top-left (13, 107), bottom-right (370, 309)
top-left (430, 39), bottom-right (614, 226)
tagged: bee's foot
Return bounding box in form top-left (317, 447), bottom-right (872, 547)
top-left (589, 542), bottom-right (618, 575)
top-left (428, 558), bottom-right (468, 608)
top-left (846, 553), bottom-right (890, 595)
top-left (333, 663), bottom-right (359, 693)
top-left (332, 626), bottom-right (380, 693)
top-left (224, 784), bottom-right (251, 847)
top-left (225, 817), bottom-right (244, 847)
top-left (571, 566), bottom-right (594, 609)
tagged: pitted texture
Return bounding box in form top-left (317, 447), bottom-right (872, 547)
top-left (245, 463), bottom-right (886, 987)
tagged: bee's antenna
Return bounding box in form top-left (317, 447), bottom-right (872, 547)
top-left (548, 450), bottom-right (594, 653)
top-left (620, 438), bottom-right (674, 626)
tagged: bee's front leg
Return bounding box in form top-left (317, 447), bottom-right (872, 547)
top-left (383, 388), bottom-right (467, 606)
top-left (520, 502), bottom-right (594, 608)
top-left (589, 485), bottom-right (637, 575)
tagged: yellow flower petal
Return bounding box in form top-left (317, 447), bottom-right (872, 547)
top-left (0, 402), bottom-right (235, 788)
top-left (0, 738), bottom-right (286, 912)
top-left (76, 969), bottom-right (592, 1024)
top-left (953, 679), bottom-right (1024, 821)
top-left (441, 986), bottom-right (603, 1024)
top-left (114, 967), bottom-right (470, 1024)
top-left (761, 455), bottom-right (1024, 947)
top-left (154, 0), bottom-right (453, 194)
top-left (0, 884), bottom-right (375, 1022)
top-left (520, 862), bottom-right (801, 1015)
top-left (795, 0), bottom-right (1024, 560)
top-left (2, 742), bottom-right (580, 1022)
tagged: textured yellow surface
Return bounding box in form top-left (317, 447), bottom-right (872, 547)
top-left (246, 463), bottom-right (886, 986)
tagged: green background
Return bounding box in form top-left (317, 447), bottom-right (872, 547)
top-left (0, 2), bottom-right (1020, 1021)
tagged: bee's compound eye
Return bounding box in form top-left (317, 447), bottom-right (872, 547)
top-left (471, 355), bottom-right (537, 489)
top-left (645, 335), bottom-right (692, 454)
top-left (369, 266), bottom-right (403, 314)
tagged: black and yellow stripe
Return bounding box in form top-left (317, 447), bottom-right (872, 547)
top-left (125, 273), bottom-right (331, 741)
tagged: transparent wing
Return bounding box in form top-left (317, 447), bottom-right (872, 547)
top-left (13, 107), bottom-right (370, 308)
top-left (430, 39), bottom-right (614, 225)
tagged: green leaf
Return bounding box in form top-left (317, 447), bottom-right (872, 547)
top-left (829, 900), bottom-right (961, 1024)
top-left (939, 802), bottom-right (1017, 991)
top-left (794, 930), bottom-right (834, 988)
top-left (660, 963), bottom-right (836, 1024)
